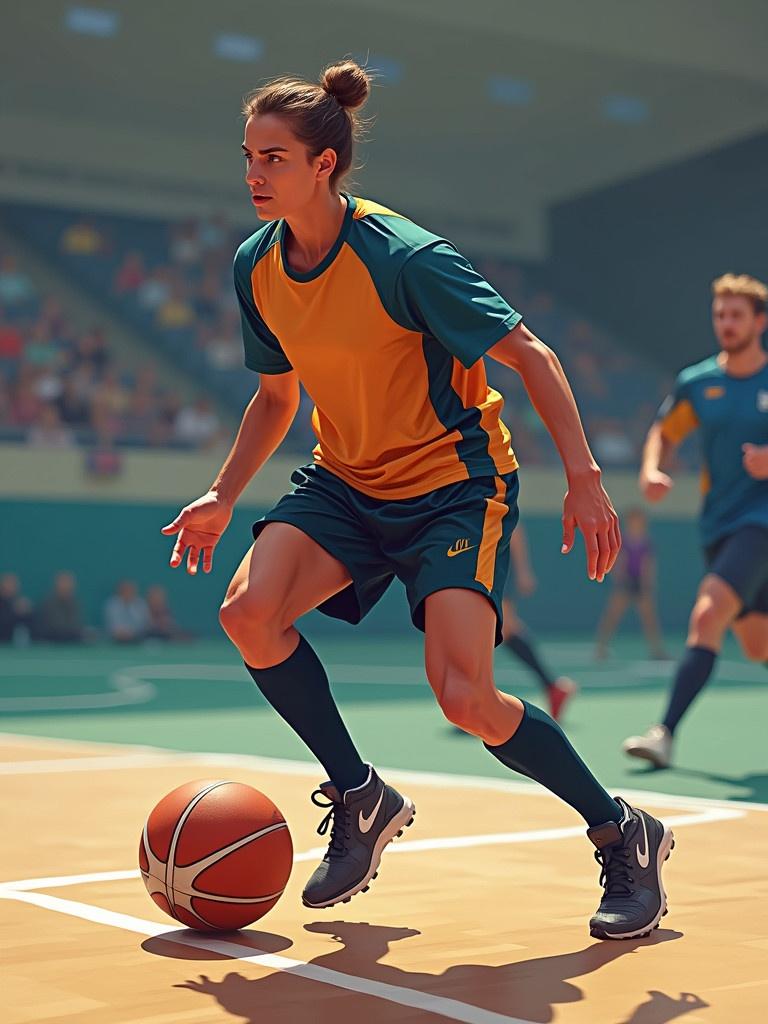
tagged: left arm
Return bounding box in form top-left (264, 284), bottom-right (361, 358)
top-left (488, 322), bottom-right (621, 582)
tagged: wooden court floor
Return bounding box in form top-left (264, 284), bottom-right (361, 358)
top-left (3, 734), bottom-right (768, 1024)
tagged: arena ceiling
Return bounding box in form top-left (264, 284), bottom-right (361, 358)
top-left (3, 1), bottom-right (768, 256)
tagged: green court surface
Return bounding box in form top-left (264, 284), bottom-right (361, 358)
top-left (1, 632), bottom-right (766, 804)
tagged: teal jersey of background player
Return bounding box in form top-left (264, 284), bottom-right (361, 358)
top-left (657, 354), bottom-right (768, 545)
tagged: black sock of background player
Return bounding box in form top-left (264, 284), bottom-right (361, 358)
top-left (661, 645), bottom-right (717, 735)
top-left (485, 700), bottom-right (622, 826)
top-left (245, 634), bottom-right (368, 795)
top-left (505, 632), bottom-right (555, 690)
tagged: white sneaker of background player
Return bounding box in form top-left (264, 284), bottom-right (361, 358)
top-left (622, 724), bottom-right (673, 769)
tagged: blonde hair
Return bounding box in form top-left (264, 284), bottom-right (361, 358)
top-left (242, 60), bottom-right (371, 189)
top-left (712, 273), bottom-right (768, 315)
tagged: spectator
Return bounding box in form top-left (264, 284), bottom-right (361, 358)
top-left (34, 572), bottom-right (85, 643)
top-left (71, 328), bottom-right (111, 376)
top-left (156, 283), bottom-right (195, 330)
top-left (170, 222), bottom-right (202, 265)
top-left (56, 376), bottom-right (91, 427)
top-left (145, 584), bottom-right (191, 641)
top-left (104, 580), bottom-right (149, 643)
top-left (174, 396), bottom-right (221, 448)
top-left (0, 321), bottom-right (23, 360)
top-left (0, 255), bottom-right (36, 308)
top-left (0, 573), bottom-right (32, 644)
top-left (113, 251), bottom-right (146, 294)
top-left (60, 219), bottom-right (104, 255)
top-left (137, 267), bottom-right (172, 312)
top-left (27, 404), bottom-right (75, 448)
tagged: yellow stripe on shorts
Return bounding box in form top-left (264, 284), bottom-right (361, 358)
top-left (474, 476), bottom-right (509, 592)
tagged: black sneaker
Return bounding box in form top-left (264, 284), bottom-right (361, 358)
top-left (302, 766), bottom-right (415, 909)
top-left (587, 798), bottom-right (674, 940)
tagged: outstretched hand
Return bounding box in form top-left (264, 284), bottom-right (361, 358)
top-left (561, 471), bottom-right (621, 582)
top-left (161, 491), bottom-right (233, 575)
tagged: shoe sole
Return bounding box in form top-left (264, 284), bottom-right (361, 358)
top-left (301, 797), bottom-right (416, 909)
top-left (622, 742), bottom-right (670, 770)
top-left (589, 826), bottom-right (675, 940)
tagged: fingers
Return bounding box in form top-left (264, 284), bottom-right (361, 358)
top-left (595, 524), bottom-right (612, 582)
top-left (202, 546), bottom-right (214, 574)
top-left (561, 515), bottom-right (576, 555)
top-left (169, 536), bottom-right (186, 568)
top-left (607, 516), bottom-right (622, 574)
top-left (186, 546), bottom-right (201, 576)
top-left (161, 507), bottom-right (190, 535)
top-left (585, 528), bottom-right (599, 581)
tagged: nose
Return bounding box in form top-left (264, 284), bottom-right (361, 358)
top-left (246, 167), bottom-right (266, 188)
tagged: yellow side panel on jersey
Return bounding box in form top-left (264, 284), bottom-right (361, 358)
top-left (475, 476), bottom-right (510, 591)
top-left (660, 398), bottom-right (699, 444)
top-left (450, 359), bottom-right (518, 474)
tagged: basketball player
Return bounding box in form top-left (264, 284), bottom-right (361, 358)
top-left (163, 61), bottom-right (673, 939)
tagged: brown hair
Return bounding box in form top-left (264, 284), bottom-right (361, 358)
top-left (242, 60), bottom-right (371, 189)
top-left (712, 273), bottom-right (768, 315)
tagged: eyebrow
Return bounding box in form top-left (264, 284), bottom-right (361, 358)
top-left (241, 144), bottom-right (289, 155)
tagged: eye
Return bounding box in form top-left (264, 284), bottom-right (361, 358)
top-left (267, 154), bottom-right (282, 164)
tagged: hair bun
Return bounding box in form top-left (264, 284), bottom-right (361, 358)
top-left (321, 60), bottom-right (370, 111)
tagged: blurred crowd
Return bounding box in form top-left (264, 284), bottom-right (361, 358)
top-left (1, 206), bottom-right (677, 467)
top-left (0, 571), bottom-right (192, 646)
top-left (0, 249), bottom-right (223, 451)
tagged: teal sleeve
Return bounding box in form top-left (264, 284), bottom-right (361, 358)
top-left (395, 242), bottom-right (522, 368)
top-left (233, 244), bottom-right (292, 375)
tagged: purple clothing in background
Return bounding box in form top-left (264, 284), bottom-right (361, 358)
top-left (622, 537), bottom-right (653, 582)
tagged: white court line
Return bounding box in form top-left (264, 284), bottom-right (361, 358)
top-left (1, 889), bottom-right (530, 1024)
top-left (0, 805), bottom-right (742, 894)
top-left (2, 731), bottom-right (767, 812)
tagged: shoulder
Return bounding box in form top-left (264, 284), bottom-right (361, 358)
top-left (676, 355), bottom-right (722, 391)
top-left (348, 195), bottom-right (450, 268)
top-left (233, 222), bottom-right (280, 280)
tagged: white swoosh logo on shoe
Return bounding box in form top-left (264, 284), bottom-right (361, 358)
top-left (636, 813), bottom-right (650, 869)
top-left (359, 790), bottom-right (384, 834)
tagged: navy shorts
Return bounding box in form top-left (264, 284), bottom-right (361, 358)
top-left (705, 524), bottom-right (768, 618)
top-left (252, 464), bottom-right (520, 645)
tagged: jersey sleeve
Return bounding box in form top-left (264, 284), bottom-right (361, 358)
top-left (233, 243), bottom-right (292, 374)
top-left (395, 242), bottom-right (522, 368)
top-left (656, 374), bottom-right (699, 443)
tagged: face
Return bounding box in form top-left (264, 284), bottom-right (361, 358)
top-left (55, 573), bottom-right (75, 597)
top-left (712, 295), bottom-right (766, 354)
top-left (242, 114), bottom-right (337, 221)
top-left (118, 580), bottom-right (137, 601)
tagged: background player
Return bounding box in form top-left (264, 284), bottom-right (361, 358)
top-left (624, 274), bottom-right (768, 768)
top-left (162, 60), bottom-right (673, 939)
top-left (502, 523), bottom-right (578, 720)
top-left (594, 506), bottom-right (666, 661)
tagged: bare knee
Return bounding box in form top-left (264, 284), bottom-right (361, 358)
top-left (432, 672), bottom-right (486, 735)
top-left (688, 596), bottom-right (731, 646)
top-left (218, 587), bottom-right (288, 660)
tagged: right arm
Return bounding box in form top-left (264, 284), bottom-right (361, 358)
top-left (639, 375), bottom-right (698, 503)
top-left (638, 422), bottom-right (678, 502)
top-left (161, 372), bottom-right (300, 574)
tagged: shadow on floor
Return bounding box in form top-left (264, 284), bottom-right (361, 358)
top-left (151, 919), bottom-right (699, 1024)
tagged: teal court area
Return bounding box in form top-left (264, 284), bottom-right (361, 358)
top-left (2, 632), bottom-right (765, 805)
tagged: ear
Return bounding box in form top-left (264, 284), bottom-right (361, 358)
top-left (315, 147), bottom-right (338, 183)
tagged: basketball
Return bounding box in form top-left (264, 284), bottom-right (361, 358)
top-left (139, 780), bottom-right (293, 931)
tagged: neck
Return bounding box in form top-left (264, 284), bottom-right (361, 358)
top-left (283, 191), bottom-right (347, 271)
top-left (718, 338), bottom-right (768, 378)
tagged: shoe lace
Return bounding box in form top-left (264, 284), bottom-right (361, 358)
top-left (311, 789), bottom-right (351, 859)
top-left (594, 843), bottom-right (634, 899)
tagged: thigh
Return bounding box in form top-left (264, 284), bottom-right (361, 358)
top-left (382, 472), bottom-right (519, 644)
top-left (731, 613), bottom-right (768, 657)
top-left (424, 588), bottom-right (497, 698)
top-left (226, 522), bottom-right (352, 624)
top-left (252, 464), bottom-right (393, 625)
top-left (705, 525), bottom-right (768, 617)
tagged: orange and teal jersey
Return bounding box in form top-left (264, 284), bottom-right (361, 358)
top-left (657, 355), bottom-right (768, 544)
top-left (234, 195), bottom-right (521, 499)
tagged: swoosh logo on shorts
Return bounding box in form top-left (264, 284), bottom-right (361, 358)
top-left (636, 813), bottom-right (650, 869)
top-left (447, 540), bottom-right (478, 557)
top-left (359, 790), bottom-right (384, 834)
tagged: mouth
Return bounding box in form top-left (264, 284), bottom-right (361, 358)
top-left (250, 194), bottom-right (272, 206)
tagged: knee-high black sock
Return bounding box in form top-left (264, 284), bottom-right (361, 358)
top-left (505, 632), bottom-right (555, 691)
top-left (245, 635), bottom-right (368, 795)
top-left (485, 700), bottom-right (622, 826)
top-left (661, 645), bottom-right (717, 735)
